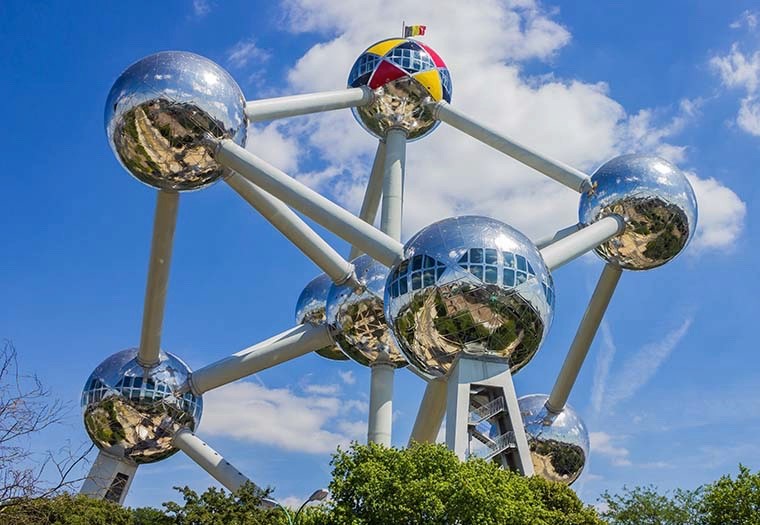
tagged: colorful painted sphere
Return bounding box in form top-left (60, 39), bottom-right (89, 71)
top-left (348, 38), bottom-right (452, 141)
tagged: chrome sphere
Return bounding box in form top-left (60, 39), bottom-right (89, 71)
top-left (326, 255), bottom-right (407, 368)
top-left (295, 273), bottom-right (349, 361)
top-left (81, 348), bottom-right (202, 464)
top-left (519, 394), bottom-right (589, 485)
top-left (579, 155), bottom-right (698, 270)
top-left (348, 38), bottom-right (452, 141)
top-left (105, 51), bottom-right (248, 191)
top-left (384, 216), bottom-right (554, 381)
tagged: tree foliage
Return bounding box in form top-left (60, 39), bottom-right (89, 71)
top-left (306, 442), bottom-right (602, 525)
top-left (600, 464), bottom-right (760, 525)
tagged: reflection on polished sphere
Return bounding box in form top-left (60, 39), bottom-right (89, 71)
top-left (105, 51), bottom-right (248, 191)
top-left (579, 155), bottom-right (698, 270)
top-left (295, 273), bottom-right (349, 361)
top-left (81, 348), bottom-right (202, 464)
top-left (384, 216), bottom-right (554, 381)
top-left (348, 38), bottom-right (452, 141)
top-left (519, 394), bottom-right (588, 485)
top-left (326, 255), bottom-right (407, 368)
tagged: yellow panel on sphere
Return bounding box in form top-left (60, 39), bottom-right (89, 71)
top-left (413, 69), bottom-right (443, 101)
top-left (366, 39), bottom-right (406, 57)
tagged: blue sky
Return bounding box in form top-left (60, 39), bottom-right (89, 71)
top-left (0, 0), bottom-right (757, 511)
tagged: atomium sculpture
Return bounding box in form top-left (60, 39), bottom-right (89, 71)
top-left (79, 36), bottom-right (697, 505)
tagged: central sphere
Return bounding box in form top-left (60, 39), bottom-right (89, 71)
top-left (384, 216), bottom-right (554, 380)
top-left (579, 154), bottom-right (698, 270)
top-left (326, 255), bottom-right (407, 368)
top-left (105, 51), bottom-right (248, 191)
top-left (81, 348), bottom-right (202, 464)
top-left (295, 273), bottom-right (349, 361)
top-left (348, 38), bottom-right (452, 141)
top-left (519, 394), bottom-right (589, 485)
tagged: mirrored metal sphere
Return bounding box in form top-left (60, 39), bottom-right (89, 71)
top-left (326, 255), bottom-right (407, 368)
top-left (348, 38), bottom-right (452, 141)
top-left (105, 51), bottom-right (248, 191)
top-left (81, 348), bottom-right (203, 464)
top-left (295, 273), bottom-right (349, 361)
top-left (519, 394), bottom-right (589, 485)
top-left (384, 216), bottom-right (554, 381)
top-left (579, 155), bottom-right (698, 270)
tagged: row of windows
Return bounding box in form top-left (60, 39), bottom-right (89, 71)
top-left (82, 378), bottom-right (202, 420)
top-left (386, 46), bottom-right (436, 74)
top-left (387, 250), bottom-right (555, 308)
top-left (438, 68), bottom-right (453, 100)
top-left (348, 53), bottom-right (381, 86)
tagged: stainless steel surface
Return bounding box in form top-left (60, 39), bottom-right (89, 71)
top-left (106, 51), bottom-right (247, 191)
top-left (349, 38), bottom-right (452, 141)
top-left (380, 128), bottom-right (406, 241)
top-left (534, 223), bottom-right (581, 250)
top-left (385, 216), bottom-right (554, 380)
top-left (579, 155), bottom-right (698, 270)
top-left (349, 141), bottom-right (386, 260)
top-left (137, 190), bottom-right (178, 368)
top-left (245, 87), bottom-right (373, 122)
top-left (295, 273), bottom-right (349, 361)
top-left (540, 215), bottom-right (625, 271)
top-left (431, 101), bottom-right (593, 193)
top-left (408, 379), bottom-right (447, 445)
top-left (519, 394), bottom-right (588, 485)
top-left (81, 348), bottom-right (203, 464)
top-left (215, 140), bottom-right (405, 267)
top-left (228, 173), bottom-right (356, 286)
top-left (173, 428), bottom-right (253, 493)
top-left (326, 254), bottom-right (407, 368)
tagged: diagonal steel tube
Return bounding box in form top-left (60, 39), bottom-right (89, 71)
top-left (245, 87), bottom-right (373, 122)
top-left (227, 173), bottom-right (356, 286)
top-left (430, 101), bottom-right (593, 193)
top-left (214, 140), bottom-right (404, 267)
top-left (546, 263), bottom-right (622, 413)
top-left (408, 379), bottom-right (448, 445)
top-left (349, 141), bottom-right (386, 260)
top-left (137, 190), bottom-right (179, 368)
top-left (186, 323), bottom-right (333, 395)
top-left (540, 215), bottom-right (625, 271)
top-left (534, 223), bottom-right (581, 250)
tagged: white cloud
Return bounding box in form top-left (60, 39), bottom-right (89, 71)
top-left (589, 432), bottom-right (631, 467)
top-left (192, 0), bottom-right (211, 17)
top-left (686, 173), bottom-right (747, 252)
top-left (603, 318), bottom-right (692, 411)
top-left (710, 43), bottom-right (760, 136)
top-left (591, 322), bottom-right (616, 416)
top-left (730, 10), bottom-right (758, 30)
top-left (338, 370), bottom-right (356, 385)
top-left (201, 381), bottom-right (365, 453)
top-left (227, 40), bottom-right (270, 69)
top-left (236, 0), bottom-right (745, 251)
top-left (303, 383), bottom-right (341, 395)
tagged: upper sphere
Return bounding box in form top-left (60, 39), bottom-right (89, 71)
top-left (384, 216), bottom-right (554, 381)
top-left (105, 51), bottom-right (248, 191)
top-left (326, 255), bottom-right (408, 368)
top-left (295, 273), bottom-right (349, 361)
top-left (579, 155), bottom-right (698, 270)
top-left (519, 394), bottom-right (589, 485)
top-left (81, 348), bottom-right (202, 464)
top-left (348, 38), bottom-right (452, 141)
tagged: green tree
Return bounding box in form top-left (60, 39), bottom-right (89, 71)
top-left (161, 482), bottom-right (287, 525)
top-left (307, 442), bottom-right (602, 525)
top-left (0, 493), bottom-right (134, 525)
top-left (699, 465), bottom-right (760, 525)
top-left (599, 485), bottom-right (700, 525)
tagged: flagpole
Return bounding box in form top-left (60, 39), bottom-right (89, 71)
top-left (402, 21), bottom-right (405, 38)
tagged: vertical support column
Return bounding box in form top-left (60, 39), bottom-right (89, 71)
top-left (445, 355), bottom-right (534, 475)
top-left (367, 361), bottom-right (394, 446)
top-left (349, 141), bottom-right (386, 260)
top-left (137, 190), bottom-right (179, 368)
top-left (80, 451), bottom-right (138, 505)
top-left (380, 128), bottom-right (406, 240)
top-left (367, 128), bottom-right (406, 446)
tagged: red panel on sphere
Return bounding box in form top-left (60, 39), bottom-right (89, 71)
top-left (369, 60), bottom-right (407, 89)
top-left (417, 42), bottom-right (446, 68)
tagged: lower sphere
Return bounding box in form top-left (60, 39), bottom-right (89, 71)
top-left (519, 394), bottom-right (589, 485)
top-left (81, 348), bottom-right (202, 464)
top-left (295, 273), bottom-right (349, 361)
